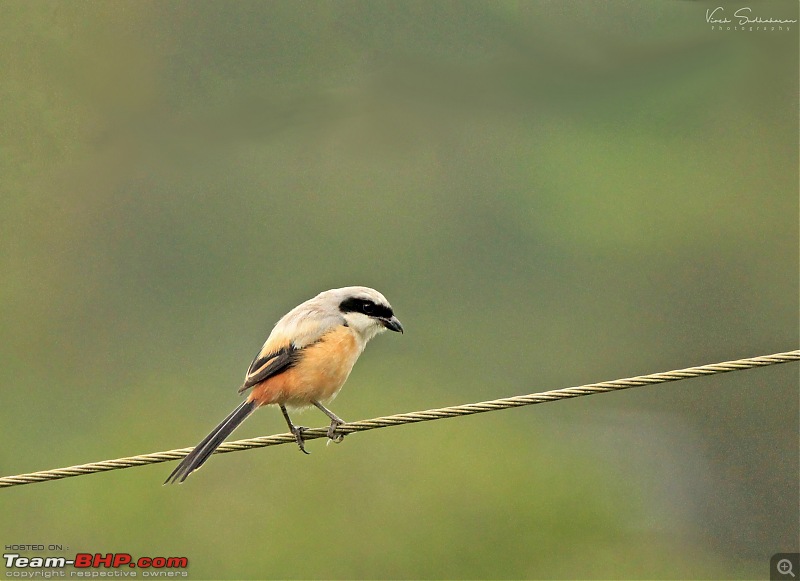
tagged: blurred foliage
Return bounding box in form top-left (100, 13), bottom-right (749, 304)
top-left (1, 1), bottom-right (797, 579)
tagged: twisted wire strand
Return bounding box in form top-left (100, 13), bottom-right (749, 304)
top-left (2, 349), bottom-right (797, 489)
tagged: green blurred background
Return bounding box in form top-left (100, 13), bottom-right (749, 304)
top-left (1, 1), bottom-right (798, 579)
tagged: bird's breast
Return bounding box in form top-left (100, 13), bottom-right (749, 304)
top-left (248, 325), bottom-right (363, 407)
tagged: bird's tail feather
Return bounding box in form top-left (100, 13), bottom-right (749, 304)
top-left (164, 400), bottom-right (257, 484)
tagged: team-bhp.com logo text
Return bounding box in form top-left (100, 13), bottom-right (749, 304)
top-left (706, 6), bottom-right (796, 31)
top-left (4, 553), bottom-right (188, 577)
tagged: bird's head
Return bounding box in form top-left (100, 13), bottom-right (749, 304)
top-left (326, 286), bottom-right (403, 341)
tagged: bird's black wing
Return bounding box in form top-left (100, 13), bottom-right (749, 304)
top-left (237, 344), bottom-right (302, 393)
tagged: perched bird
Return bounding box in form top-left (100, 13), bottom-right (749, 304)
top-left (165, 286), bottom-right (403, 484)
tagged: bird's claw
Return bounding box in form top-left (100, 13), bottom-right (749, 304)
top-left (327, 419), bottom-right (345, 443)
top-left (291, 425), bottom-right (310, 454)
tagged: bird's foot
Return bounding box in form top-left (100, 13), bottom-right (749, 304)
top-left (291, 425), bottom-right (310, 454)
top-left (327, 419), bottom-right (345, 443)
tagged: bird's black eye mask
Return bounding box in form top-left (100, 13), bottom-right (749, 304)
top-left (339, 297), bottom-right (393, 319)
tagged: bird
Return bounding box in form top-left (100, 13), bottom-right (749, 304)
top-left (164, 286), bottom-right (403, 484)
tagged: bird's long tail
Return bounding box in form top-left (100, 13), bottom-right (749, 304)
top-left (164, 400), bottom-right (257, 484)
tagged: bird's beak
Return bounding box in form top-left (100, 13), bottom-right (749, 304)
top-left (381, 316), bottom-right (404, 334)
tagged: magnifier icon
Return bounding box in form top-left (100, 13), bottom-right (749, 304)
top-left (778, 559), bottom-right (795, 578)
